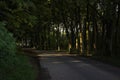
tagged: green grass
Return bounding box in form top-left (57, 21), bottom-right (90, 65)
top-left (0, 52), bottom-right (37, 80)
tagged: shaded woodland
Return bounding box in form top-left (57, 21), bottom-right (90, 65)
top-left (0, 0), bottom-right (120, 57)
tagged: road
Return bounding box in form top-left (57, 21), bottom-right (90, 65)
top-left (39, 52), bottom-right (120, 80)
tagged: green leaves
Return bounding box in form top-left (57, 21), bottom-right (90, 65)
top-left (0, 22), bottom-right (16, 55)
top-left (0, 0), bottom-right (36, 28)
top-left (0, 22), bottom-right (36, 80)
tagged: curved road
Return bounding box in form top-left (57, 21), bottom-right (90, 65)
top-left (39, 53), bottom-right (120, 80)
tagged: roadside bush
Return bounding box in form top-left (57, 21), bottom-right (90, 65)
top-left (0, 22), bottom-right (36, 80)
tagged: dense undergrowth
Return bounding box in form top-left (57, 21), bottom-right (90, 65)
top-left (0, 22), bottom-right (36, 80)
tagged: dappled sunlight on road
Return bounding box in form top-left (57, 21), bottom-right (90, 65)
top-left (41, 56), bottom-right (83, 64)
top-left (50, 60), bottom-right (82, 64)
top-left (71, 60), bottom-right (81, 63)
top-left (37, 53), bottom-right (79, 57)
top-left (52, 61), bottom-right (64, 64)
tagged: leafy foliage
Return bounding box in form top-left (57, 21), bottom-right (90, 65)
top-left (0, 0), bottom-right (120, 58)
top-left (0, 22), bottom-right (16, 55)
top-left (0, 22), bottom-right (36, 80)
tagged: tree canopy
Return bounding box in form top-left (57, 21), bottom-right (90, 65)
top-left (0, 0), bottom-right (120, 56)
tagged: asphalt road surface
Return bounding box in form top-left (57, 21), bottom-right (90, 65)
top-left (39, 53), bottom-right (120, 80)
